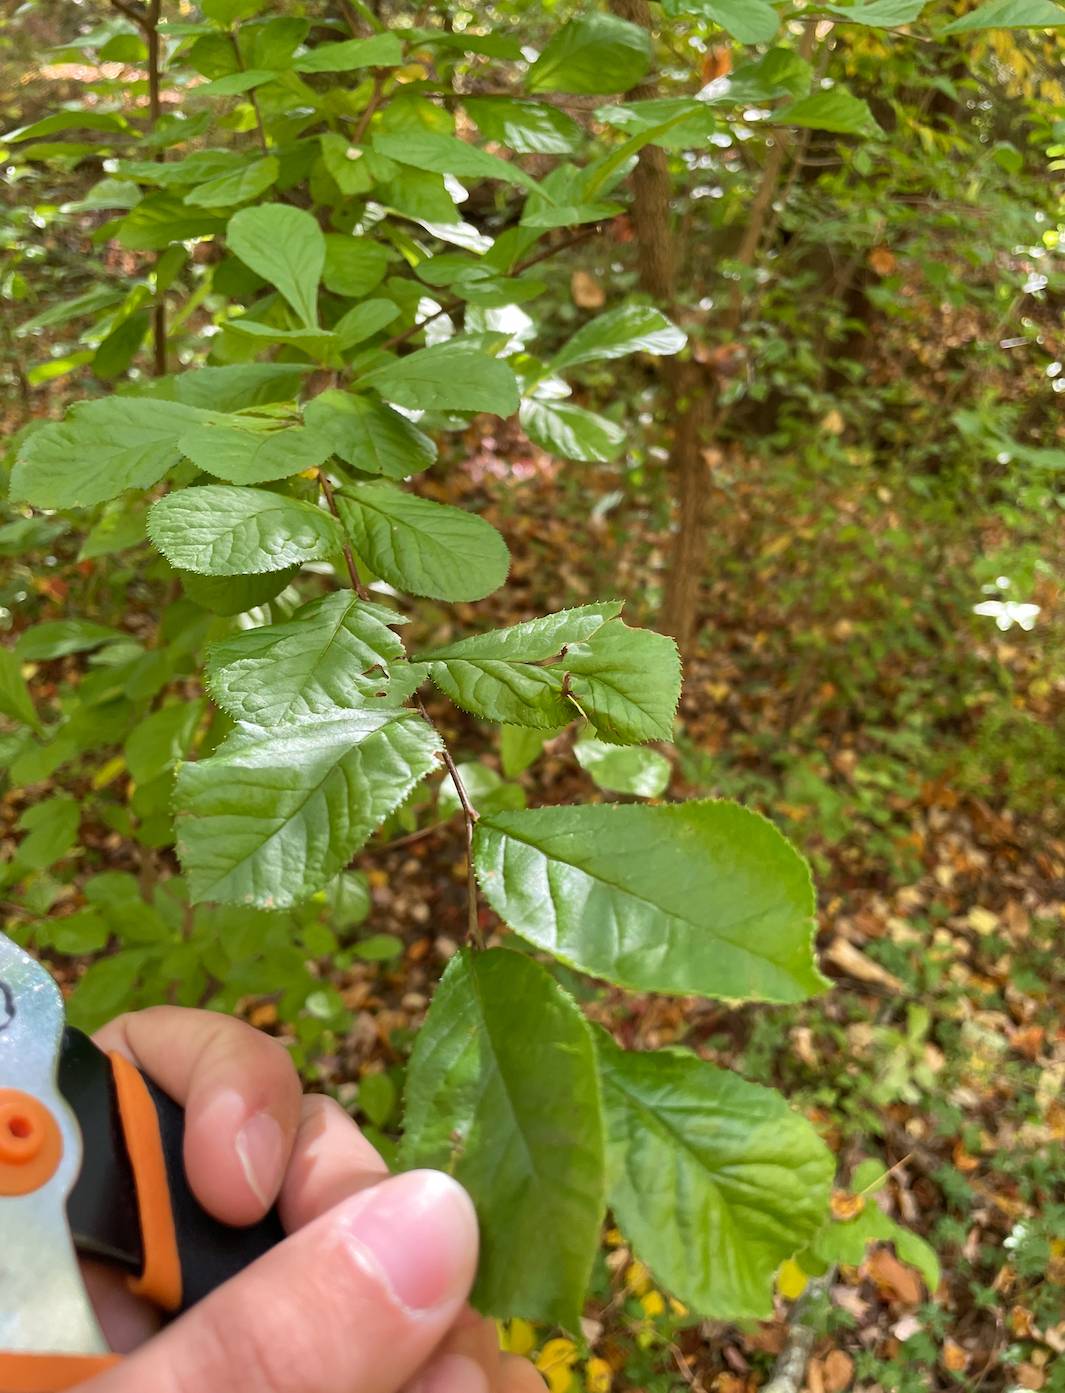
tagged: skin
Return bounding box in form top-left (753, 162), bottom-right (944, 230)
top-left (77, 1006), bottom-right (545, 1393)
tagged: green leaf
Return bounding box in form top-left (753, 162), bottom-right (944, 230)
top-left (292, 32), bottom-right (404, 71)
top-left (178, 421), bottom-right (334, 484)
top-left (473, 801), bottom-right (829, 1002)
top-left (303, 392), bottom-right (437, 478)
top-left (826, 0), bottom-right (927, 23)
top-left (184, 154), bottom-right (279, 207)
top-left (93, 309), bottom-right (150, 380)
top-left (336, 483), bottom-right (510, 602)
top-left (416, 602), bottom-right (623, 730)
top-left (664, 0), bottom-right (780, 42)
top-left (358, 343), bottom-right (520, 416)
top-left (774, 89), bottom-right (879, 136)
top-left (181, 567), bottom-right (299, 615)
top-left (401, 948), bottom-right (604, 1328)
top-left (0, 649), bottom-right (40, 730)
top-left (15, 621), bottom-right (125, 661)
top-left (551, 305), bottom-right (686, 372)
top-left (574, 737), bottom-right (670, 797)
top-left (192, 69), bottom-right (279, 97)
top-left (125, 699), bottom-right (205, 784)
top-left (597, 1033), bottom-right (834, 1319)
top-left (499, 725), bottom-right (546, 778)
top-left (595, 98), bottom-right (717, 150)
top-left (322, 236), bottom-right (390, 297)
top-left (117, 194), bottom-right (224, 250)
top-left (802, 1183), bottom-right (940, 1293)
top-left (148, 486), bottom-right (344, 575)
top-left (563, 618), bottom-right (681, 743)
top-left (174, 709), bottom-right (441, 906)
top-left (527, 15), bottom-right (652, 94)
top-left (10, 398), bottom-right (208, 508)
top-left (438, 762), bottom-right (526, 820)
top-left (940, 0), bottom-right (1065, 29)
top-left (464, 98), bottom-right (582, 155)
top-left (149, 363), bottom-right (310, 411)
top-left (17, 796), bottom-right (80, 870)
top-left (227, 204), bottom-right (324, 327)
top-left (38, 909), bottom-right (110, 956)
top-left (202, 0), bottom-right (266, 21)
top-left (520, 399), bottom-right (626, 463)
top-left (353, 933), bottom-right (403, 961)
top-left (322, 870), bottom-right (371, 929)
top-left (373, 132), bottom-right (544, 198)
top-left (205, 592), bottom-right (412, 724)
top-left (333, 298), bottom-right (401, 348)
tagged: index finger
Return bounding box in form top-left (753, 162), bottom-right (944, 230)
top-left (94, 1006), bottom-right (302, 1227)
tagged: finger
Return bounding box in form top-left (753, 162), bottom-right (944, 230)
top-left (86, 1170), bottom-right (478, 1393)
top-left (420, 1313), bottom-right (501, 1370)
top-left (501, 1356), bottom-right (548, 1393)
top-left (403, 1354), bottom-right (491, 1393)
top-left (279, 1092), bottom-right (389, 1232)
top-left (94, 1007), bottom-right (302, 1225)
top-left (80, 1261), bottom-right (159, 1354)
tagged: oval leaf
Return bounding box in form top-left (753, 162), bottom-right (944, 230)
top-left (148, 485), bottom-right (343, 575)
top-left (401, 948), bottom-right (605, 1329)
top-left (227, 203), bottom-right (325, 327)
top-left (358, 342), bottom-right (520, 416)
top-left (336, 483), bottom-right (510, 602)
top-left (597, 1032), bottom-right (834, 1319)
top-left (473, 801), bottom-right (829, 1003)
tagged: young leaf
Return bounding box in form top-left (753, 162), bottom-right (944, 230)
top-left (336, 483), bottom-right (510, 602)
top-left (17, 796), bottom-right (80, 871)
top-left (473, 801), bottom-right (829, 1002)
top-left (664, 0), bottom-right (780, 43)
top-left (527, 15), bottom-right (652, 94)
top-left (401, 948), bottom-right (605, 1329)
top-left (292, 32), bottom-right (404, 71)
top-left (775, 89), bottom-right (879, 136)
top-left (358, 343), bottom-right (520, 416)
top-left (826, 0), bottom-right (927, 23)
top-left (180, 568), bottom-right (300, 616)
top-left (519, 399), bottom-right (626, 463)
top-left (799, 1175), bottom-right (940, 1292)
top-left (175, 709), bottom-right (441, 905)
top-left (373, 132), bottom-right (545, 198)
top-left (205, 592), bottom-right (414, 724)
top-left (574, 737), bottom-right (671, 798)
top-left (303, 392), bottom-right (437, 478)
top-left (464, 98), bottom-right (582, 155)
top-left (148, 486), bottom-right (344, 575)
top-left (178, 421), bottom-right (334, 484)
top-left (10, 398), bottom-right (208, 508)
top-left (416, 602), bottom-right (624, 729)
top-left (15, 621), bottom-right (125, 661)
top-left (564, 618), bottom-right (680, 744)
top-left (0, 648), bottom-right (41, 731)
top-left (322, 236), bottom-right (390, 297)
top-left (125, 700), bottom-right (205, 784)
top-left (597, 1033), bottom-right (834, 1319)
top-left (940, 0), bottom-right (1065, 30)
top-left (227, 204), bottom-right (325, 328)
top-left (550, 305), bottom-right (686, 372)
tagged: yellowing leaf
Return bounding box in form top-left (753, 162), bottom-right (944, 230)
top-left (537, 1338), bottom-right (579, 1393)
top-left (500, 1319), bottom-right (537, 1357)
top-left (92, 755), bottom-right (127, 789)
top-left (625, 1259), bottom-right (653, 1295)
top-left (777, 1257), bottom-right (810, 1300)
top-left (641, 1290), bottom-right (666, 1318)
top-left (587, 1356), bottom-right (613, 1392)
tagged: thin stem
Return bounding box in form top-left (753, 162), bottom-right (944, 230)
top-left (417, 697), bottom-right (483, 949)
top-left (110, 0), bottom-right (148, 30)
top-left (512, 224), bottom-right (602, 276)
top-left (353, 73), bottom-right (386, 144)
top-left (229, 33), bottom-right (270, 153)
top-left (340, 0), bottom-right (385, 33)
top-left (318, 469), bottom-right (369, 597)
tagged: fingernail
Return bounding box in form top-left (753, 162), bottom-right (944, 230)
top-left (342, 1170), bottom-right (477, 1314)
top-left (235, 1111), bottom-right (285, 1209)
top-left (408, 1353), bottom-right (490, 1393)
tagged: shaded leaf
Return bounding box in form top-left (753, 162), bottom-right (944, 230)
top-left (574, 737), bottom-right (670, 797)
top-left (401, 948), bottom-right (604, 1328)
top-left (775, 89), bottom-right (879, 136)
top-left (373, 132), bottom-right (544, 197)
top-left (598, 1032), bottom-right (834, 1319)
top-left (358, 343), bottom-right (520, 416)
top-left (303, 391), bottom-right (436, 478)
top-left (940, 0), bottom-right (1065, 29)
top-left (528, 15), bottom-right (652, 94)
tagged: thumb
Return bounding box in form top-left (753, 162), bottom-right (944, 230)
top-left (87, 1171), bottom-right (478, 1393)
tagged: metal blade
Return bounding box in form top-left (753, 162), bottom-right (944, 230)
top-left (0, 934), bottom-right (109, 1354)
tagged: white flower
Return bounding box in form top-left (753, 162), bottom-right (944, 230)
top-left (972, 600), bottom-right (1040, 632)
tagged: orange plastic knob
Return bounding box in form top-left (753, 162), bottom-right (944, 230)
top-left (0, 1089), bottom-right (62, 1195)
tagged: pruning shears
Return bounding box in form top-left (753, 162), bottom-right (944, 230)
top-left (0, 932), bottom-right (284, 1391)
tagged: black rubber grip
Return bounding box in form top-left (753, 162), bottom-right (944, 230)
top-left (60, 1027), bottom-right (284, 1314)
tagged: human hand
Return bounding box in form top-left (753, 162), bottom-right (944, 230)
top-left (80, 1006), bottom-right (544, 1393)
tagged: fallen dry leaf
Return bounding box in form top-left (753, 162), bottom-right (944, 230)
top-left (825, 938), bottom-right (904, 990)
top-left (571, 270), bottom-right (605, 309)
top-left (822, 1348), bottom-right (854, 1392)
top-left (866, 1248), bottom-right (924, 1306)
top-left (942, 1338), bottom-right (968, 1372)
